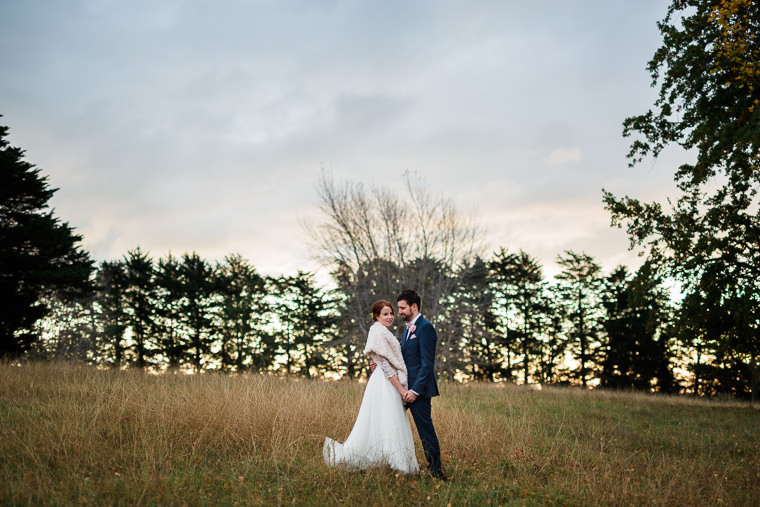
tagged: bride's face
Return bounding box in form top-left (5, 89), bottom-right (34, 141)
top-left (377, 305), bottom-right (395, 328)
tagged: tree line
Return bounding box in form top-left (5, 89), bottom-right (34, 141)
top-left (34, 249), bottom-right (337, 377)
top-left (19, 241), bottom-right (749, 400)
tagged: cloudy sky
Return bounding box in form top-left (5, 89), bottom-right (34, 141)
top-left (1, 0), bottom-right (686, 281)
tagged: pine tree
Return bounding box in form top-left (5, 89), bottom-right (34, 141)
top-left (271, 272), bottom-right (338, 377)
top-left (555, 251), bottom-right (604, 387)
top-left (215, 254), bottom-right (272, 372)
top-left (0, 121), bottom-right (93, 358)
top-left (178, 252), bottom-right (218, 372)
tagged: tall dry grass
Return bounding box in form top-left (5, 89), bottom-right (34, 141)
top-left (1, 362), bottom-right (758, 505)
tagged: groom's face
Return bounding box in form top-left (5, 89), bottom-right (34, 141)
top-left (397, 300), bottom-right (417, 322)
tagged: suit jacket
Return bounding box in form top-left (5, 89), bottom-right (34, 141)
top-left (401, 315), bottom-right (440, 398)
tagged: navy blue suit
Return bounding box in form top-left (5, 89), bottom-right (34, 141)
top-left (401, 315), bottom-right (442, 474)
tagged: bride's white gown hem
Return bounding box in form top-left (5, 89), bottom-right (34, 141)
top-left (323, 368), bottom-right (419, 475)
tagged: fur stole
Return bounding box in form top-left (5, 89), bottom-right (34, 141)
top-left (364, 321), bottom-right (408, 388)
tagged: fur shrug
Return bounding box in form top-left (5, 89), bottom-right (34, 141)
top-left (364, 321), bottom-right (408, 388)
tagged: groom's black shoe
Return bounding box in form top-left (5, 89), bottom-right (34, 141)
top-left (429, 469), bottom-right (447, 482)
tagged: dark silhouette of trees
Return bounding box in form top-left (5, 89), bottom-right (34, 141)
top-left (488, 248), bottom-right (547, 383)
top-left (85, 250), bottom-right (278, 374)
top-left (14, 237), bottom-right (754, 398)
top-left (678, 262), bottom-right (759, 399)
top-left (600, 266), bottom-right (636, 388)
top-left (0, 121), bottom-right (93, 358)
top-left (603, 0), bottom-right (760, 400)
top-left (600, 263), bottom-right (676, 392)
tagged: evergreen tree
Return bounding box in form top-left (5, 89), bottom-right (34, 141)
top-left (627, 262), bottom-right (676, 393)
top-left (0, 121), bottom-right (93, 358)
top-left (510, 251), bottom-right (545, 384)
top-left (487, 249), bottom-right (547, 383)
top-left (443, 257), bottom-right (496, 381)
top-left (488, 248), bottom-right (519, 381)
top-left (535, 302), bottom-right (569, 385)
top-left (122, 248), bottom-right (157, 369)
top-left (93, 260), bottom-right (128, 367)
top-left (178, 252), bottom-right (218, 372)
top-left (600, 263), bottom-right (676, 392)
top-left (271, 272), bottom-right (338, 377)
top-left (555, 251), bottom-right (604, 387)
top-left (678, 261), bottom-right (759, 399)
top-left (599, 266), bottom-right (636, 388)
top-left (154, 254), bottom-right (187, 370)
top-left (216, 254), bottom-right (273, 372)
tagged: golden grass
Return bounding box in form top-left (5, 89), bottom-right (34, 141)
top-left (1, 362), bottom-right (758, 506)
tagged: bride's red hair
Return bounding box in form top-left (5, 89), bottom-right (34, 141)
top-left (371, 300), bottom-right (394, 321)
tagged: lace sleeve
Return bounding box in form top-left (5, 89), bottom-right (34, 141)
top-left (371, 353), bottom-right (396, 379)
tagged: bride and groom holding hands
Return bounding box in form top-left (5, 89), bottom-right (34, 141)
top-left (323, 289), bottom-right (446, 481)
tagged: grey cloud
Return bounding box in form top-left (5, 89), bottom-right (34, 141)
top-left (1, 0), bottom-right (678, 275)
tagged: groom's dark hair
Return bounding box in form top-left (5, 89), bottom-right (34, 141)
top-left (397, 289), bottom-right (421, 310)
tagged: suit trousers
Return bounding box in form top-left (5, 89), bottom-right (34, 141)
top-left (406, 396), bottom-right (441, 473)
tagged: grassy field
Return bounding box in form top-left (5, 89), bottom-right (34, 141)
top-left (1, 363), bottom-right (758, 506)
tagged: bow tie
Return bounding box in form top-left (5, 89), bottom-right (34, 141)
top-left (406, 322), bottom-right (414, 329)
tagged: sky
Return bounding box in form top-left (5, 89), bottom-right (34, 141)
top-left (0, 0), bottom-right (688, 282)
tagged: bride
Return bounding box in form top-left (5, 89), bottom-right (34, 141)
top-left (323, 300), bottom-right (419, 475)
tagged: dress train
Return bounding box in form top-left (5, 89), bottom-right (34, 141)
top-left (323, 369), bottom-right (419, 475)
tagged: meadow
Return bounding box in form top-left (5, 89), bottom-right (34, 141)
top-left (1, 362), bottom-right (758, 506)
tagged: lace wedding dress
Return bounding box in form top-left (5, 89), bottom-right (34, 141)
top-left (323, 327), bottom-right (419, 475)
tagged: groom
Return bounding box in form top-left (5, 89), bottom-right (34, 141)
top-left (396, 289), bottom-right (445, 481)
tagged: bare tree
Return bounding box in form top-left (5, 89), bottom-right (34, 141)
top-left (305, 171), bottom-right (485, 377)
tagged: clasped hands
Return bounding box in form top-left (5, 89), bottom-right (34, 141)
top-left (369, 360), bottom-right (417, 403)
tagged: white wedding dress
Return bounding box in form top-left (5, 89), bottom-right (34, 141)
top-left (323, 357), bottom-right (419, 475)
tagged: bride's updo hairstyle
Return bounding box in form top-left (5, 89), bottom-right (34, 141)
top-left (371, 300), bottom-right (394, 321)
